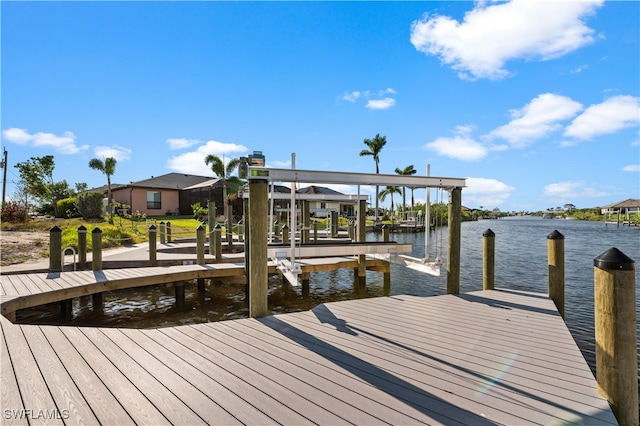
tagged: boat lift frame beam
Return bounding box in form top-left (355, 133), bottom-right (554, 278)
top-left (247, 167), bottom-right (466, 189)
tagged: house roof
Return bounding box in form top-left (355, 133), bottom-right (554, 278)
top-left (104, 173), bottom-right (214, 191)
top-left (297, 185), bottom-right (343, 195)
top-left (601, 198), bottom-right (640, 209)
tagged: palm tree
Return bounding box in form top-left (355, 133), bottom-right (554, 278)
top-left (205, 154), bottom-right (241, 244)
top-left (378, 185), bottom-right (401, 223)
top-left (359, 134), bottom-right (387, 224)
top-left (89, 156), bottom-right (117, 224)
top-left (394, 165), bottom-right (416, 218)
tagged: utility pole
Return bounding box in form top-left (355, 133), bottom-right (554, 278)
top-left (1, 147), bottom-right (7, 207)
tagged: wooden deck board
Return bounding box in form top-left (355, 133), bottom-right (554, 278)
top-left (202, 320), bottom-right (459, 425)
top-left (326, 294), bottom-right (605, 393)
top-left (163, 324), bottom-right (390, 425)
top-left (100, 328), bottom-right (246, 425)
top-left (58, 327), bottom-right (172, 425)
top-left (39, 326), bottom-right (134, 425)
top-left (0, 265), bottom-right (619, 425)
top-left (19, 325), bottom-right (99, 424)
top-left (0, 317), bottom-right (64, 426)
top-left (280, 302), bottom-right (602, 424)
top-left (0, 321), bottom-right (27, 426)
top-left (75, 326), bottom-right (207, 425)
top-left (326, 294), bottom-right (596, 386)
top-left (135, 326), bottom-right (317, 425)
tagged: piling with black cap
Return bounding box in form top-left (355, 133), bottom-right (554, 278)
top-left (91, 227), bottom-right (103, 271)
top-left (547, 230), bottom-right (565, 319)
top-left (196, 224), bottom-right (205, 265)
top-left (483, 229), bottom-right (495, 290)
top-left (148, 225), bottom-right (157, 266)
top-left (77, 225), bottom-right (87, 270)
top-left (49, 226), bottom-right (62, 273)
top-left (594, 247), bottom-right (637, 426)
top-left (214, 224), bottom-right (222, 263)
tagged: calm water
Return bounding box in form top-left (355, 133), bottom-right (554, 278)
top-left (19, 217), bottom-right (640, 379)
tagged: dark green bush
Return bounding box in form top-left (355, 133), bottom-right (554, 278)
top-left (76, 191), bottom-right (104, 219)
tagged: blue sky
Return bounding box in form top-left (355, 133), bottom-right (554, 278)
top-left (2, 0), bottom-right (639, 212)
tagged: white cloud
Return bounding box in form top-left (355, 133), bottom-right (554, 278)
top-left (167, 140), bottom-right (249, 175)
top-left (2, 127), bottom-right (89, 154)
top-left (342, 88), bottom-right (397, 110)
top-left (564, 95), bottom-right (640, 140)
top-left (410, 0), bottom-right (603, 80)
top-left (543, 181), bottom-right (607, 202)
top-left (366, 98), bottom-right (396, 110)
top-left (424, 136), bottom-right (487, 161)
top-left (343, 91), bottom-right (361, 102)
top-left (167, 138), bottom-right (201, 150)
top-left (487, 93), bottom-right (583, 147)
top-left (93, 145), bottom-right (132, 162)
top-left (570, 64), bottom-right (588, 74)
top-left (622, 164), bottom-right (640, 172)
top-left (463, 177), bottom-right (515, 208)
top-left (379, 88), bottom-right (396, 96)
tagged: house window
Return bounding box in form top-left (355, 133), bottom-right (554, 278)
top-left (147, 191), bottom-right (161, 210)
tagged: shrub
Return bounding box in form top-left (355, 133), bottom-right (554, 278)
top-left (1, 201), bottom-right (28, 223)
top-left (76, 191), bottom-right (104, 219)
top-left (57, 197), bottom-right (80, 218)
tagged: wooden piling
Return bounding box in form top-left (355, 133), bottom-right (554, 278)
top-left (159, 221), bottom-right (166, 244)
top-left (196, 224), bottom-right (205, 265)
top-left (148, 225), bottom-right (157, 267)
top-left (248, 178), bottom-right (269, 318)
top-left (594, 248), bottom-right (637, 426)
top-left (226, 201), bottom-right (233, 250)
top-left (166, 221), bottom-right (172, 243)
top-left (49, 226), bottom-right (62, 273)
top-left (92, 292), bottom-right (103, 313)
top-left (301, 272), bottom-right (310, 294)
top-left (313, 221), bottom-right (318, 242)
top-left (382, 224), bottom-right (390, 293)
top-left (331, 211), bottom-right (339, 237)
top-left (547, 230), bottom-right (565, 319)
top-left (447, 187), bottom-right (462, 294)
top-left (214, 224), bottom-right (222, 263)
top-left (302, 200), bottom-right (310, 244)
top-left (77, 225), bottom-right (87, 270)
top-left (274, 220), bottom-right (280, 241)
top-left (175, 281), bottom-right (185, 308)
top-left (483, 229), bottom-right (495, 291)
top-left (208, 202), bottom-right (216, 255)
top-left (282, 224), bottom-right (289, 245)
top-left (356, 199), bottom-right (367, 288)
top-left (91, 227), bottom-right (102, 271)
top-left (60, 299), bottom-right (72, 321)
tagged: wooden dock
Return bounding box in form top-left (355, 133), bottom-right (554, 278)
top-left (0, 258), bottom-right (390, 319)
top-left (1, 269), bottom-right (617, 425)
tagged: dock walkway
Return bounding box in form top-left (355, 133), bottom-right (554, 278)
top-left (1, 282), bottom-right (617, 424)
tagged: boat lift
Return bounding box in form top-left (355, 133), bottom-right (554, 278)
top-left (241, 153), bottom-right (466, 287)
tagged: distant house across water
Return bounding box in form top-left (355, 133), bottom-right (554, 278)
top-left (600, 198), bottom-right (640, 216)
